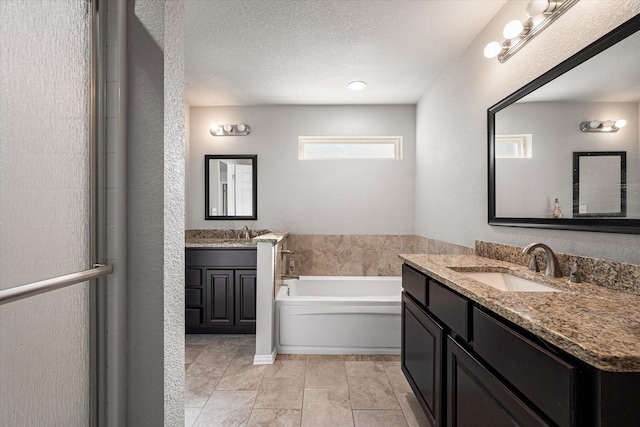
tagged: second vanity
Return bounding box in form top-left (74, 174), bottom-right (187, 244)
top-left (184, 229), bottom-right (270, 334)
top-left (400, 253), bottom-right (640, 427)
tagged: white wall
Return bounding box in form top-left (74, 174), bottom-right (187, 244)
top-left (127, 0), bottom-right (185, 425)
top-left (187, 105), bottom-right (416, 234)
top-left (415, 0), bottom-right (640, 264)
top-left (496, 101), bottom-right (639, 218)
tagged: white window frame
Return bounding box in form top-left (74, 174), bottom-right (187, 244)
top-left (298, 136), bottom-right (403, 160)
top-left (495, 134), bottom-right (533, 158)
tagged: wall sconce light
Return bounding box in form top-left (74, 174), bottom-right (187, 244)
top-left (209, 123), bottom-right (251, 136)
top-left (580, 119), bottom-right (627, 133)
top-left (484, 0), bottom-right (579, 63)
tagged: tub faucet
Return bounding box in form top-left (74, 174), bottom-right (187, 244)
top-left (523, 243), bottom-right (562, 278)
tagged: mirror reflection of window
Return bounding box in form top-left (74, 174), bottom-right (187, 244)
top-left (495, 134), bottom-right (532, 158)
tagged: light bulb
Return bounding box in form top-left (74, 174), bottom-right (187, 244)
top-left (602, 120), bottom-right (614, 128)
top-left (237, 123), bottom-right (246, 132)
top-left (503, 20), bottom-right (524, 39)
top-left (223, 124), bottom-right (233, 132)
top-left (210, 123), bottom-right (221, 135)
top-left (484, 41), bottom-right (503, 59)
top-left (526, 0), bottom-right (550, 17)
top-left (614, 119), bottom-right (627, 129)
top-left (589, 120), bottom-right (601, 129)
top-left (347, 81), bottom-right (367, 91)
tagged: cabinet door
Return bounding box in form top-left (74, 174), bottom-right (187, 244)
top-left (402, 293), bottom-right (443, 427)
top-left (446, 337), bottom-right (549, 427)
top-left (235, 270), bottom-right (256, 326)
top-left (205, 269), bottom-right (234, 326)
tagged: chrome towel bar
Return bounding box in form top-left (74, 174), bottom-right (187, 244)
top-left (0, 264), bottom-right (113, 305)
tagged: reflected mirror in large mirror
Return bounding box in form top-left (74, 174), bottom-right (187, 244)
top-left (488, 15), bottom-right (640, 234)
top-left (573, 151), bottom-right (626, 218)
top-left (205, 155), bottom-right (257, 220)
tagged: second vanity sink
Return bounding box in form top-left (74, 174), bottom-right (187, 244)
top-left (461, 272), bottom-right (562, 292)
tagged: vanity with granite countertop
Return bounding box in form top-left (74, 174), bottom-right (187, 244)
top-left (400, 242), bottom-right (640, 427)
top-left (184, 229), bottom-right (271, 334)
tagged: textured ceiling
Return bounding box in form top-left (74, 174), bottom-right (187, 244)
top-left (185, 0), bottom-right (506, 106)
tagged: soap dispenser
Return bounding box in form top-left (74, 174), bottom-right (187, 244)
top-left (552, 198), bottom-right (563, 218)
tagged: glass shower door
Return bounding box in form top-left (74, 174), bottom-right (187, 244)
top-left (0, 0), bottom-right (95, 424)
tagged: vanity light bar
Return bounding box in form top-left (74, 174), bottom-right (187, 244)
top-left (484, 0), bottom-right (580, 63)
top-left (579, 119), bottom-right (627, 133)
top-left (209, 123), bottom-right (251, 136)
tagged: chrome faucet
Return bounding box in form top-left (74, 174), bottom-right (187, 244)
top-left (523, 243), bottom-right (562, 278)
top-left (241, 225), bottom-right (250, 239)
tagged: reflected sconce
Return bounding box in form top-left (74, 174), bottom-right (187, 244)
top-left (483, 0), bottom-right (579, 63)
top-left (209, 123), bottom-right (251, 136)
top-left (580, 119), bottom-right (627, 133)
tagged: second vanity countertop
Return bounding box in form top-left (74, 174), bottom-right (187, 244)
top-left (400, 253), bottom-right (640, 373)
top-left (185, 230), bottom-right (289, 248)
top-left (186, 238), bottom-right (258, 248)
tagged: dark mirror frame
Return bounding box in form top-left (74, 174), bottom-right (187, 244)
top-left (488, 15), bottom-right (640, 235)
top-left (573, 151), bottom-right (626, 218)
top-left (205, 154), bottom-right (258, 220)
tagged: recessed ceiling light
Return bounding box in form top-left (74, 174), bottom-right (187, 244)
top-left (347, 81), bottom-right (367, 91)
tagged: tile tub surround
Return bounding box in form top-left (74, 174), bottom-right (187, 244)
top-left (399, 253), bottom-right (640, 372)
top-left (286, 234), bottom-right (472, 276)
top-left (476, 240), bottom-right (640, 296)
top-left (185, 334), bottom-right (429, 427)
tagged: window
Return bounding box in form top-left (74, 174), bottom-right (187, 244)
top-left (495, 134), bottom-right (532, 158)
top-left (298, 136), bottom-right (402, 160)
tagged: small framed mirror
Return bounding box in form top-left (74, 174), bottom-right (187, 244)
top-left (573, 151), bottom-right (626, 218)
top-left (205, 155), bottom-right (257, 220)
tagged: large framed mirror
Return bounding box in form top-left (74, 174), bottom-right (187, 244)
top-left (488, 15), bottom-right (640, 234)
top-left (205, 155), bottom-right (257, 220)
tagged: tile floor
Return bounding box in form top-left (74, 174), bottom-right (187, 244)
top-left (185, 334), bottom-right (430, 427)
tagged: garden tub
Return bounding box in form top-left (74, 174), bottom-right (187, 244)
top-left (275, 276), bottom-right (402, 354)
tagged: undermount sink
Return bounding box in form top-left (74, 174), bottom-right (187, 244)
top-left (461, 272), bottom-right (562, 292)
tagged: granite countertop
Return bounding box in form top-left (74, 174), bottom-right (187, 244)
top-left (399, 254), bottom-right (640, 372)
top-left (185, 230), bottom-right (289, 248)
top-left (185, 238), bottom-right (258, 248)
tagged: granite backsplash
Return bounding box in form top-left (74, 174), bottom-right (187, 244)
top-left (476, 240), bottom-right (640, 296)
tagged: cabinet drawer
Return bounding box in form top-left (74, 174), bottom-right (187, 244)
top-left (186, 248), bottom-right (257, 268)
top-left (186, 268), bottom-right (202, 287)
top-left (473, 308), bottom-right (576, 427)
top-left (402, 264), bottom-right (427, 306)
top-left (185, 288), bottom-right (202, 306)
top-left (428, 280), bottom-right (470, 341)
top-left (186, 308), bottom-right (202, 326)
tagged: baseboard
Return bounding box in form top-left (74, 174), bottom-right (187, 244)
top-left (253, 349), bottom-right (277, 365)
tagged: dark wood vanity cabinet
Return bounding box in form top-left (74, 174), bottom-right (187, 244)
top-left (186, 248), bottom-right (257, 334)
top-left (402, 263), bottom-right (640, 427)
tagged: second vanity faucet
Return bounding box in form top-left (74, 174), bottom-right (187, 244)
top-left (523, 243), bottom-right (562, 278)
